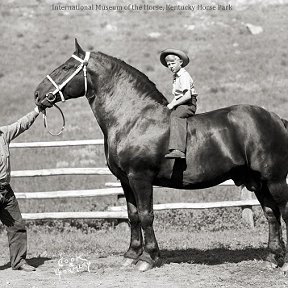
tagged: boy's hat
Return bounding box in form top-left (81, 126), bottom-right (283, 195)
top-left (160, 48), bottom-right (189, 67)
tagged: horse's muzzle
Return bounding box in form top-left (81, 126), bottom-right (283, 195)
top-left (34, 91), bottom-right (42, 107)
top-left (34, 91), bottom-right (52, 109)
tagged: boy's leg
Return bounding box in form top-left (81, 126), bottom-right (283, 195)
top-left (167, 105), bottom-right (195, 154)
top-left (0, 185), bottom-right (27, 269)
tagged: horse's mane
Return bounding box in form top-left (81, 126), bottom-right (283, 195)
top-left (96, 52), bottom-right (168, 105)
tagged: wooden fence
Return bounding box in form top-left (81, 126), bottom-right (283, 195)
top-left (9, 139), bottom-right (262, 227)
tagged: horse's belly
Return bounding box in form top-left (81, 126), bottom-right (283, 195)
top-left (155, 149), bottom-right (243, 189)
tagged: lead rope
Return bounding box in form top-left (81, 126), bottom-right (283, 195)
top-left (42, 104), bottom-right (66, 136)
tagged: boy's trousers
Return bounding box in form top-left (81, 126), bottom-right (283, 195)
top-left (168, 104), bottom-right (196, 153)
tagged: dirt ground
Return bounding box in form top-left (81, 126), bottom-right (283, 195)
top-left (1, 247), bottom-right (288, 288)
top-left (1, 256), bottom-right (288, 288)
top-left (0, 215), bottom-right (287, 287)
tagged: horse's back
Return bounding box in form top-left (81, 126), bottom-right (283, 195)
top-left (180, 104), bottom-right (288, 185)
top-left (187, 104), bottom-right (287, 140)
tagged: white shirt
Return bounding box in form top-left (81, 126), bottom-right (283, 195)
top-left (172, 68), bottom-right (197, 100)
top-left (0, 111), bottom-right (38, 184)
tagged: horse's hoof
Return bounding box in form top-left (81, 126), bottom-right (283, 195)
top-left (262, 261), bottom-right (277, 270)
top-left (280, 263), bottom-right (288, 275)
top-left (136, 260), bottom-right (153, 272)
top-left (121, 258), bottom-right (136, 268)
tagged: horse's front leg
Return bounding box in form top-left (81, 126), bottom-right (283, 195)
top-left (120, 180), bottom-right (144, 267)
top-left (129, 173), bottom-right (161, 272)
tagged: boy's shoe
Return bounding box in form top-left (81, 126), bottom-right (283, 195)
top-left (165, 149), bottom-right (186, 159)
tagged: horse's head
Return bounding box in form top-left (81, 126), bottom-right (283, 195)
top-left (34, 39), bottom-right (91, 109)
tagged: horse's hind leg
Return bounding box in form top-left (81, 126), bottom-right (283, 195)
top-left (267, 180), bottom-right (288, 272)
top-left (120, 180), bottom-right (144, 267)
top-left (255, 183), bottom-right (285, 268)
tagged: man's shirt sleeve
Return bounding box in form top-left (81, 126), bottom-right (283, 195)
top-left (4, 111), bottom-right (38, 142)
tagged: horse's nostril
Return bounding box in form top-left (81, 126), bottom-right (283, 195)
top-left (34, 91), bottom-right (39, 100)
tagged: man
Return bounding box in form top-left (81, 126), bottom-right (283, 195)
top-left (0, 107), bottom-right (41, 271)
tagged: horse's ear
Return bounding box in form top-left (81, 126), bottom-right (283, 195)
top-left (74, 38), bottom-right (85, 57)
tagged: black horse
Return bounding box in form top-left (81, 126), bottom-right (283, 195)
top-left (34, 40), bottom-right (288, 272)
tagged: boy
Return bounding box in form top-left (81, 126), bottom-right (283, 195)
top-left (160, 48), bottom-right (198, 159)
top-left (0, 107), bottom-right (41, 272)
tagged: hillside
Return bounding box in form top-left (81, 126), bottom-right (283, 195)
top-left (0, 0), bottom-right (287, 141)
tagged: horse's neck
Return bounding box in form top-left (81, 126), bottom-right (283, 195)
top-left (88, 86), bottom-right (166, 132)
top-left (87, 56), bottom-right (169, 137)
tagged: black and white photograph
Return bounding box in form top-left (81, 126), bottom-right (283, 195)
top-left (0, 0), bottom-right (288, 287)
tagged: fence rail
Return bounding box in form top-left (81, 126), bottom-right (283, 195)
top-left (21, 200), bottom-right (260, 221)
top-left (108, 199), bottom-right (260, 212)
top-left (6, 139), bottom-right (268, 227)
top-left (15, 188), bottom-right (124, 199)
top-left (22, 211), bottom-right (127, 220)
top-left (11, 167), bottom-right (111, 177)
top-left (10, 139), bottom-right (104, 148)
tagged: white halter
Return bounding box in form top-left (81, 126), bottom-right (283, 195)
top-left (45, 51), bottom-right (91, 103)
top-left (42, 51), bottom-right (90, 136)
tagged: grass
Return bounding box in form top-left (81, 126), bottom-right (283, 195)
top-left (0, 220), bottom-right (270, 260)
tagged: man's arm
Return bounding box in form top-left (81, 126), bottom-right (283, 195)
top-left (5, 108), bottom-right (40, 142)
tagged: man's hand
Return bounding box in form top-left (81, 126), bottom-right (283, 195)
top-left (34, 106), bottom-right (45, 114)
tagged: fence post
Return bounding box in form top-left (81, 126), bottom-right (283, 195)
top-left (117, 194), bottom-right (126, 206)
top-left (240, 185), bottom-right (254, 228)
